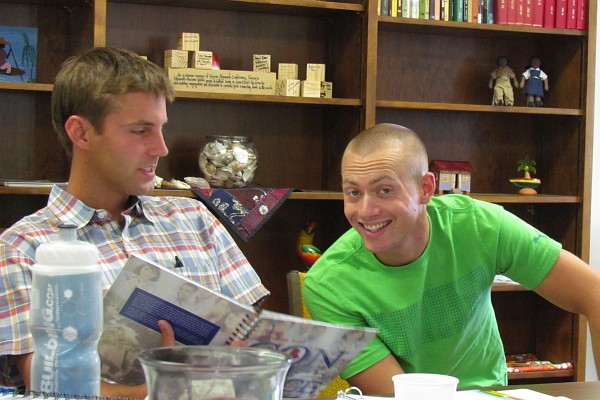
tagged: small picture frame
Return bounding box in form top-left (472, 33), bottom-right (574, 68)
top-left (0, 25), bottom-right (38, 83)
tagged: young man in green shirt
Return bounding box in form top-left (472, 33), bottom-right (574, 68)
top-left (303, 123), bottom-right (600, 395)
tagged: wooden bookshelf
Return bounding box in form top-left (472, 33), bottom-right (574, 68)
top-left (0, 0), bottom-right (595, 383)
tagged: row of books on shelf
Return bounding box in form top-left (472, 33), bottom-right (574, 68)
top-left (506, 353), bottom-right (573, 373)
top-left (379, 0), bottom-right (587, 30)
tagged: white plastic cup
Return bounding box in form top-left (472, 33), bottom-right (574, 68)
top-left (392, 373), bottom-right (459, 400)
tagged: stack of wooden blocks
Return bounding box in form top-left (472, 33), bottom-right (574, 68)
top-left (275, 62), bottom-right (332, 98)
top-left (164, 32), bottom-right (331, 98)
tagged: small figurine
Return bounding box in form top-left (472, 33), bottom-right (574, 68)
top-left (509, 155), bottom-right (541, 195)
top-left (296, 220), bottom-right (322, 270)
top-left (520, 56), bottom-right (549, 107)
top-left (489, 56), bottom-right (518, 106)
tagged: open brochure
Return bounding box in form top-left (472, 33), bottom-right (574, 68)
top-left (99, 254), bottom-right (378, 398)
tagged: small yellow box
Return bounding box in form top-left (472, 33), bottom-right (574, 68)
top-left (306, 63), bottom-right (326, 81)
top-left (178, 32), bottom-right (200, 51)
top-left (320, 81), bottom-right (333, 98)
top-left (276, 79), bottom-right (300, 97)
top-left (189, 51), bottom-right (213, 70)
top-left (301, 80), bottom-right (321, 98)
top-left (253, 54), bottom-right (271, 72)
top-left (164, 50), bottom-right (188, 69)
top-left (278, 63), bottom-right (298, 80)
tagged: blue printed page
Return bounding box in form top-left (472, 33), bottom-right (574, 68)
top-left (98, 253), bottom-right (257, 386)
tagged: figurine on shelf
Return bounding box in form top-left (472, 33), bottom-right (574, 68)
top-left (489, 56), bottom-right (518, 106)
top-left (296, 220), bottom-right (322, 271)
top-left (509, 155), bottom-right (541, 195)
top-left (520, 56), bottom-right (549, 107)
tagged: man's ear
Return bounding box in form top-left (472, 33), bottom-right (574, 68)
top-left (64, 115), bottom-right (93, 151)
top-left (420, 172), bottom-right (436, 204)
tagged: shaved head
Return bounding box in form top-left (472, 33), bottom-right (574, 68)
top-left (343, 123), bottom-right (429, 183)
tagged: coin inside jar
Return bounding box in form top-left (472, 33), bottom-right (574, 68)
top-left (199, 136), bottom-right (258, 188)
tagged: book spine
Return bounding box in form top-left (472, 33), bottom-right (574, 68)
top-left (443, 0), bottom-right (451, 20)
top-left (566, 0), bottom-right (577, 28)
top-left (454, 0), bottom-right (464, 21)
top-left (402, 0), bottom-right (410, 16)
top-left (532, 0), bottom-right (544, 26)
top-left (543, 0), bottom-right (556, 27)
top-left (411, 0), bottom-right (420, 17)
top-left (486, 0), bottom-right (494, 22)
top-left (507, 0), bottom-right (517, 24)
top-left (524, 0), bottom-right (533, 24)
top-left (391, 0), bottom-right (399, 16)
top-left (381, 0), bottom-right (390, 16)
top-left (496, 0), bottom-right (509, 24)
top-left (555, 0), bottom-right (567, 28)
top-left (576, 0), bottom-right (587, 30)
top-left (516, 0), bottom-right (525, 24)
top-left (419, 0), bottom-right (430, 18)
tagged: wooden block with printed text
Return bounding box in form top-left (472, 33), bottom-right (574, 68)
top-left (276, 79), bottom-right (300, 96)
top-left (306, 63), bottom-right (326, 81)
top-left (178, 32), bottom-right (200, 51)
top-left (301, 80), bottom-right (321, 98)
top-left (164, 50), bottom-right (188, 69)
top-left (189, 51), bottom-right (213, 69)
top-left (320, 81), bottom-right (333, 98)
top-left (167, 68), bottom-right (276, 95)
top-left (278, 63), bottom-right (298, 80)
top-left (253, 55), bottom-right (271, 72)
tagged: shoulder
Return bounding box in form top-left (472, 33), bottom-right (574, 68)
top-left (306, 229), bottom-right (364, 281)
top-left (139, 195), bottom-right (210, 216)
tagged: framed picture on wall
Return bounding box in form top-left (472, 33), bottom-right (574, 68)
top-left (0, 25), bottom-right (37, 83)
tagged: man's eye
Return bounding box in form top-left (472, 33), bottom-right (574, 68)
top-left (379, 187), bottom-right (392, 194)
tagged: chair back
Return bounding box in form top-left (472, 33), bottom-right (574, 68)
top-left (286, 270), bottom-right (350, 398)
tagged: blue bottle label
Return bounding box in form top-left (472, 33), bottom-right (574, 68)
top-left (30, 271), bottom-right (102, 396)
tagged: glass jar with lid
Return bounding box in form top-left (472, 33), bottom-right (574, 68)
top-left (198, 136), bottom-right (258, 188)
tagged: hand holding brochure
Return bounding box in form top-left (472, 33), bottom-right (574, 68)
top-left (99, 254), bottom-right (378, 398)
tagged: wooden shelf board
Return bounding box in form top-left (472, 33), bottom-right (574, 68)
top-left (379, 16), bottom-right (587, 38)
top-left (107, 0), bottom-right (364, 14)
top-left (0, 82), bottom-right (53, 92)
top-left (175, 91), bottom-right (362, 107)
top-left (376, 101), bottom-right (583, 116)
top-left (0, 188), bottom-right (580, 204)
top-left (508, 369), bottom-right (574, 380)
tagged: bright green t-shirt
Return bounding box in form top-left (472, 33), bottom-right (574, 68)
top-left (303, 195), bottom-right (561, 388)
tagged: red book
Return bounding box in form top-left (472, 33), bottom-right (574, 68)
top-left (524, 0), bottom-right (533, 25)
top-left (543, 0), bottom-right (556, 27)
top-left (576, 0), bottom-right (587, 30)
top-left (566, 0), bottom-right (577, 28)
top-left (507, 0), bottom-right (517, 24)
top-left (532, 0), bottom-right (544, 26)
top-left (496, 0), bottom-right (509, 24)
top-left (555, 0), bottom-right (567, 28)
top-left (515, 0), bottom-right (524, 24)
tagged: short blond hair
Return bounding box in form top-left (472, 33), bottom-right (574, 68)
top-left (51, 47), bottom-right (174, 157)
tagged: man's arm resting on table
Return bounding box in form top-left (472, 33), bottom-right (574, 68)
top-left (534, 249), bottom-right (600, 379)
top-left (14, 319), bottom-right (176, 399)
top-left (346, 354), bottom-right (404, 396)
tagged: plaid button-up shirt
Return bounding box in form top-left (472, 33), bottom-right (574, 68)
top-left (0, 184), bottom-right (269, 386)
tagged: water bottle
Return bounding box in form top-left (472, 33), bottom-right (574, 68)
top-left (29, 224), bottom-right (102, 396)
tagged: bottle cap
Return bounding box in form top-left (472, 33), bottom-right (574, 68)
top-left (32, 224), bottom-right (100, 275)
